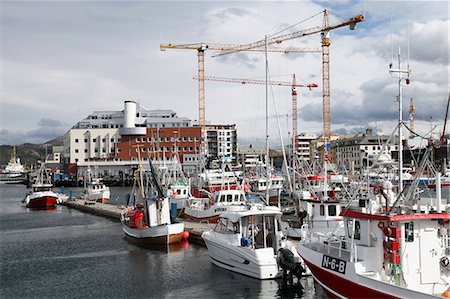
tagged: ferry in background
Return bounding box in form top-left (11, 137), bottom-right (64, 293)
top-left (0, 146), bottom-right (27, 184)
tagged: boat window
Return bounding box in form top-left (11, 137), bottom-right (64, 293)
top-left (346, 219), bottom-right (361, 240)
top-left (405, 222), bottom-right (414, 242)
top-left (214, 218), bottom-right (238, 234)
top-left (227, 194), bottom-right (233, 202)
top-left (354, 220), bottom-right (361, 240)
top-left (320, 205), bottom-right (325, 216)
top-left (328, 205), bottom-right (337, 216)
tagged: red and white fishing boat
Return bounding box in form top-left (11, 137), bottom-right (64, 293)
top-left (121, 158), bottom-right (188, 245)
top-left (297, 179), bottom-right (450, 298)
top-left (24, 164), bottom-right (58, 209)
top-left (297, 54), bottom-right (450, 298)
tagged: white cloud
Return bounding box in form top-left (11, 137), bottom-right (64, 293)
top-left (0, 0), bottom-right (448, 146)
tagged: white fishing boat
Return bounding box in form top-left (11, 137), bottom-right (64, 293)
top-left (281, 194), bottom-right (345, 240)
top-left (183, 189), bottom-right (255, 223)
top-left (202, 205), bottom-right (304, 280)
top-left (121, 158), bottom-right (188, 245)
top-left (83, 177), bottom-right (110, 204)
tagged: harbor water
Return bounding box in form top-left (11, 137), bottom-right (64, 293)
top-left (0, 184), bottom-right (324, 299)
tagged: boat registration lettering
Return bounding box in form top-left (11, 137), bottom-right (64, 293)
top-left (321, 255), bottom-right (346, 274)
top-left (215, 208), bottom-right (226, 212)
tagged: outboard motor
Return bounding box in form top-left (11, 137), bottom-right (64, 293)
top-left (277, 248), bottom-right (305, 282)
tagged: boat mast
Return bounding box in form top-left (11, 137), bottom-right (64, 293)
top-left (265, 35), bottom-right (270, 203)
top-left (389, 47), bottom-right (410, 197)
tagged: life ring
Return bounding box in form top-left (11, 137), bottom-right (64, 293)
top-left (378, 221), bottom-right (385, 229)
top-left (373, 186), bottom-right (381, 195)
top-left (209, 198), bottom-right (214, 206)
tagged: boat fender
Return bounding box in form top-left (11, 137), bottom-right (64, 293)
top-left (442, 287), bottom-right (450, 298)
top-left (383, 226), bottom-right (392, 237)
top-left (373, 186), bottom-right (381, 195)
top-left (440, 256), bottom-right (450, 268)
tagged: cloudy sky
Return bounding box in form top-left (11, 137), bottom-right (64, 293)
top-left (1, 0), bottom-right (449, 146)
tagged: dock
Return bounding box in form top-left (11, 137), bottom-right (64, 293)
top-left (60, 199), bottom-right (213, 246)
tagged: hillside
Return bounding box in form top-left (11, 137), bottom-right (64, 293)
top-left (0, 136), bottom-right (63, 169)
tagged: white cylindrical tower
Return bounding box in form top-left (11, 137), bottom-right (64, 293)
top-left (124, 100), bottom-right (137, 128)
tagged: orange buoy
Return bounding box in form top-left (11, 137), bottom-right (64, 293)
top-left (182, 231), bottom-right (190, 239)
top-left (442, 287), bottom-right (450, 298)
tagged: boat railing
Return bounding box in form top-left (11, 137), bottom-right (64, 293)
top-left (307, 232), bottom-right (358, 262)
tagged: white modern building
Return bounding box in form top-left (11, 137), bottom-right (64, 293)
top-left (73, 101), bottom-right (191, 129)
top-left (63, 128), bottom-right (121, 163)
top-left (63, 100), bottom-right (194, 164)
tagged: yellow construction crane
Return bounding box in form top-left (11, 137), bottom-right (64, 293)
top-left (214, 10), bottom-right (365, 138)
top-left (160, 42), bottom-right (321, 156)
top-left (195, 74), bottom-right (318, 192)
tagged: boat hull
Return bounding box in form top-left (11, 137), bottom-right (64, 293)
top-left (202, 231), bottom-right (279, 280)
top-left (298, 243), bottom-right (442, 299)
top-left (26, 195), bottom-right (58, 209)
top-left (122, 222), bottom-right (184, 245)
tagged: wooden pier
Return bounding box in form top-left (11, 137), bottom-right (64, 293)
top-left (60, 199), bottom-right (213, 246)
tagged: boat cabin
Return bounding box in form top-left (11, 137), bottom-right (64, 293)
top-left (215, 207), bottom-right (283, 252)
top-left (339, 209), bottom-right (449, 293)
top-left (214, 189), bottom-right (246, 205)
top-left (32, 184), bottom-right (53, 192)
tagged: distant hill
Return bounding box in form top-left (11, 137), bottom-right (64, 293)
top-left (0, 136), bottom-right (63, 170)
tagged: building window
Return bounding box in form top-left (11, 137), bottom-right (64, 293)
top-left (102, 138), bottom-right (106, 142)
top-left (75, 158), bottom-right (79, 162)
top-left (93, 138), bottom-right (97, 142)
top-left (84, 149), bottom-right (88, 153)
top-left (136, 138), bottom-right (140, 142)
top-left (75, 139), bottom-right (79, 143)
top-left (95, 149), bottom-right (98, 153)
top-left (142, 147), bottom-right (146, 152)
top-left (75, 149), bottom-right (79, 153)
top-left (110, 148), bottom-right (114, 153)
top-left (102, 148), bottom-right (106, 153)
top-left (117, 148), bottom-right (122, 153)
top-left (111, 138), bottom-right (115, 142)
top-left (84, 139), bottom-right (88, 143)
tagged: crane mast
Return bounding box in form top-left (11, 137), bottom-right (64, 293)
top-left (213, 10), bottom-right (364, 138)
top-left (160, 43), bottom-right (320, 156)
top-left (195, 74), bottom-right (318, 192)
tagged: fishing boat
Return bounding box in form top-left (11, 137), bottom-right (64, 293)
top-left (183, 189), bottom-right (257, 223)
top-left (121, 158), bottom-right (188, 245)
top-left (24, 163), bottom-right (58, 209)
top-left (202, 205), bottom-right (304, 279)
top-left (83, 170), bottom-right (110, 204)
top-left (297, 50), bottom-right (450, 298)
top-left (297, 173), bottom-right (450, 298)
